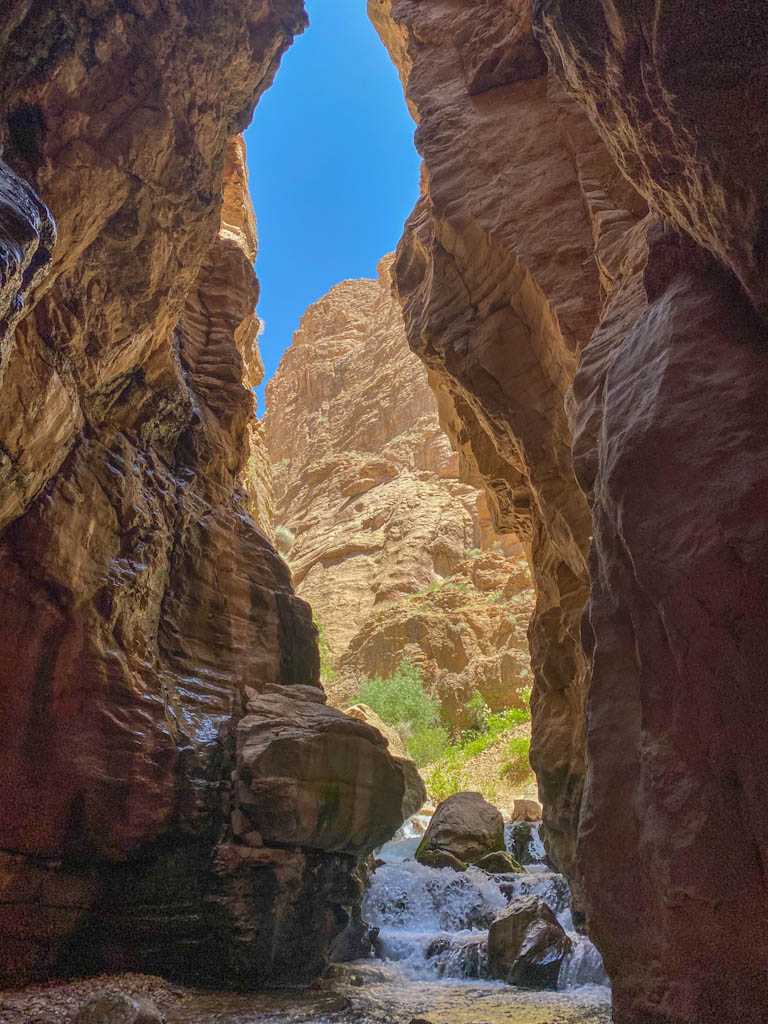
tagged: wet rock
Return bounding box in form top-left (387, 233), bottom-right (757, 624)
top-left (416, 792), bottom-right (505, 865)
top-left (329, 905), bottom-right (379, 963)
top-left (74, 994), bottom-right (163, 1024)
top-left (426, 934), bottom-right (487, 979)
top-left (506, 821), bottom-right (546, 867)
top-left (418, 849), bottom-right (467, 872)
top-left (488, 895), bottom-right (571, 989)
top-left (498, 872), bottom-right (571, 918)
top-left (474, 851), bottom-right (524, 875)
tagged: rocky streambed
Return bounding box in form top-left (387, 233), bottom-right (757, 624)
top-left (0, 807), bottom-right (610, 1024)
top-left (177, 809), bottom-right (610, 1023)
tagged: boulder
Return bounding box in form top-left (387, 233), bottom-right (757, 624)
top-left (506, 821), bottom-right (546, 867)
top-left (329, 904), bottom-right (379, 963)
top-left (237, 687), bottom-right (424, 856)
top-left (415, 792), bottom-right (504, 865)
top-left (488, 895), bottom-right (571, 989)
top-left (75, 994), bottom-right (163, 1024)
top-left (512, 798), bottom-right (542, 822)
top-left (343, 703), bottom-right (409, 758)
top-left (398, 756), bottom-right (430, 824)
top-left (474, 851), bottom-right (524, 875)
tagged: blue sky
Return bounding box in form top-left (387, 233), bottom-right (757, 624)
top-left (244, 0), bottom-right (421, 414)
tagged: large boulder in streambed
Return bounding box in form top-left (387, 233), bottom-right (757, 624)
top-left (237, 685), bottom-right (425, 856)
top-left (488, 895), bottom-right (571, 989)
top-left (415, 791), bottom-right (504, 865)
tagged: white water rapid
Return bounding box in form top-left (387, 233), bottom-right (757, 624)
top-left (363, 818), bottom-right (610, 990)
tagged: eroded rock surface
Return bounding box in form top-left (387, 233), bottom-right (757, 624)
top-left (339, 549), bottom-right (535, 729)
top-left (0, 0), bottom-right (410, 990)
top-left (264, 258), bottom-right (482, 655)
top-left (533, 5), bottom-right (768, 1022)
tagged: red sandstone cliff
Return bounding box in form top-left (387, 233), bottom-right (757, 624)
top-left (369, 0), bottom-right (621, 914)
top-left (373, 0), bottom-right (768, 1020)
top-left (0, 0), bottom-right (419, 990)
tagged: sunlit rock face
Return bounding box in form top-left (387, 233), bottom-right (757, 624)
top-left (263, 259), bottom-right (533, 723)
top-left (264, 256), bottom-right (480, 659)
top-left (0, 0), bottom-right (412, 990)
top-left (369, 0), bottom-right (646, 911)
top-left (536, 3), bottom-right (768, 1021)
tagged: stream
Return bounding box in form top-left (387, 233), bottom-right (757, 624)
top-left (177, 815), bottom-right (611, 1024)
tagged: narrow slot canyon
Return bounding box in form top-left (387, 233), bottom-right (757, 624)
top-left (0, 3), bottom-right (767, 1024)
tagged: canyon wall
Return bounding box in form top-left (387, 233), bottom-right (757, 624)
top-left (536, 5), bottom-right (768, 1022)
top-left (263, 258), bottom-right (533, 726)
top-left (373, 0), bottom-right (768, 1020)
top-left (369, 0), bottom-right (635, 914)
top-left (0, 0), bottom-right (418, 989)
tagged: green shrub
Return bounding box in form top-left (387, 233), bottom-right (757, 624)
top-left (274, 523), bottom-right (296, 554)
top-left (427, 755), bottom-right (466, 802)
top-left (501, 734), bottom-right (533, 786)
top-left (358, 658), bottom-right (440, 735)
top-left (408, 724), bottom-right (450, 767)
top-left (465, 547), bottom-right (481, 560)
top-left (465, 689), bottom-right (491, 733)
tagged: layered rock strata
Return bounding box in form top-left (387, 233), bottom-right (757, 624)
top-left (338, 550), bottom-right (534, 730)
top-left (374, 0), bottom-right (768, 1020)
top-left (264, 259), bottom-right (534, 723)
top-left (0, 0), bottom-right (415, 990)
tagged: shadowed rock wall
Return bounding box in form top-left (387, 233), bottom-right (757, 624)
top-left (369, 0), bottom-right (647, 913)
top-left (374, 0), bottom-right (768, 1020)
top-left (536, 4), bottom-right (768, 1022)
top-left (0, 0), bottom-right (418, 990)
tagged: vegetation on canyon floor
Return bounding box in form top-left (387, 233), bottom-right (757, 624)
top-left (355, 656), bottom-right (534, 804)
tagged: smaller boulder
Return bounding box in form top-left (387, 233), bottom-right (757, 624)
top-left (344, 703), bottom-right (408, 758)
top-left (512, 798), bottom-right (542, 822)
top-left (329, 904), bottom-right (379, 962)
top-left (418, 849), bottom-right (467, 871)
top-left (474, 850), bottom-right (524, 874)
top-left (488, 895), bottom-right (571, 989)
top-left (506, 820), bottom-right (546, 866)
top-left (415, 791), bottom-right (504, 865)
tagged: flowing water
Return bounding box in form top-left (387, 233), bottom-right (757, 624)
top-left (177, 817), bottom-right (611, 1024)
